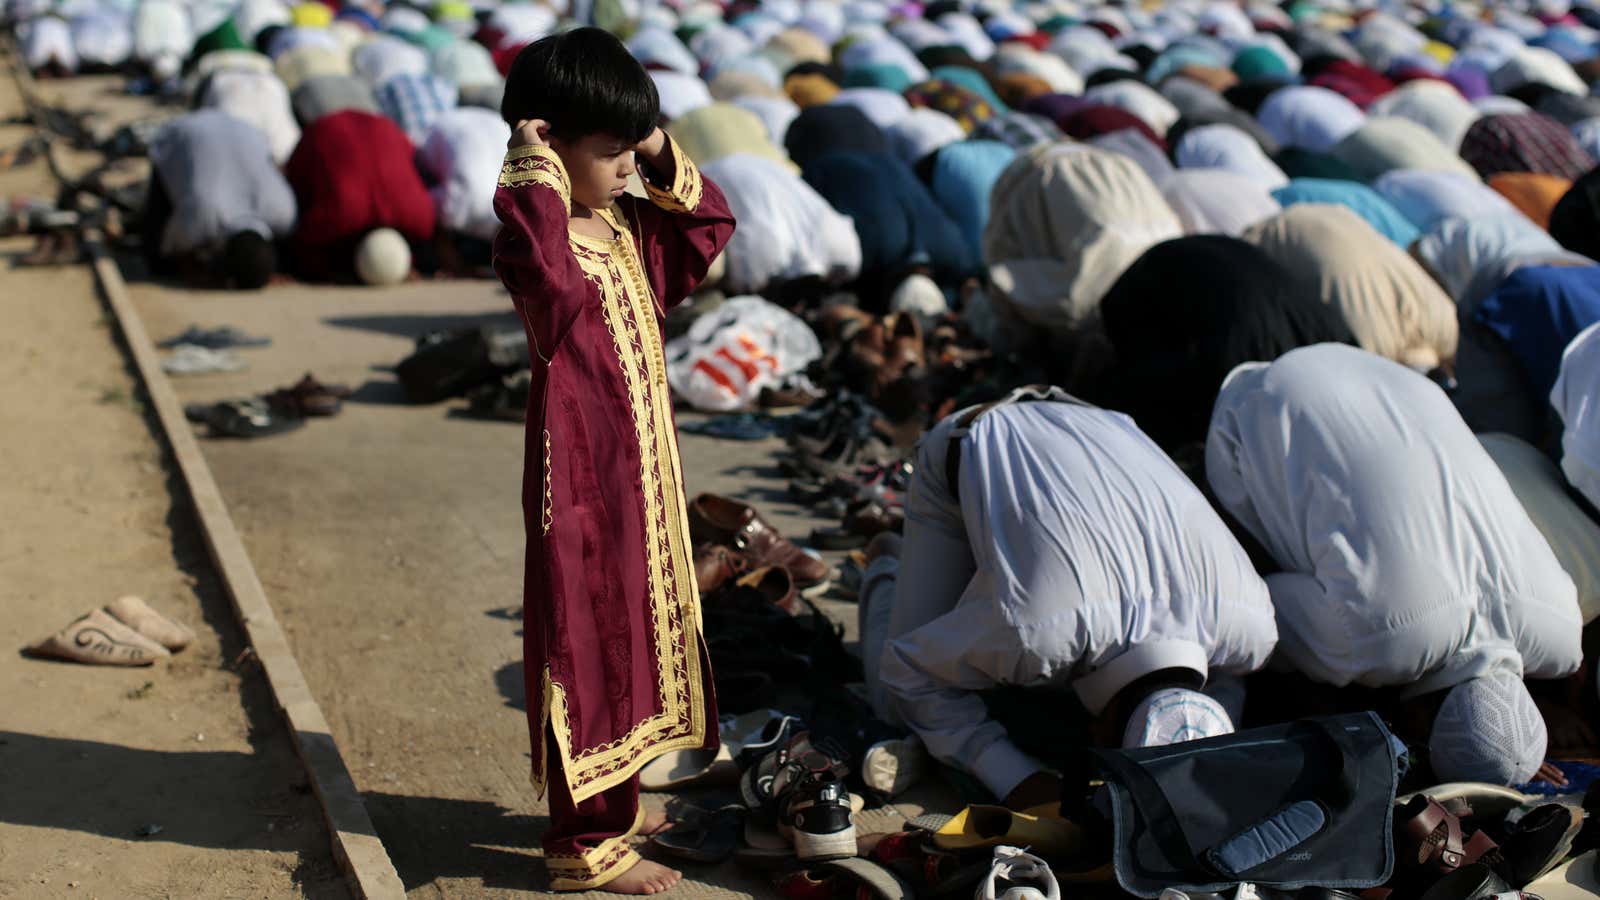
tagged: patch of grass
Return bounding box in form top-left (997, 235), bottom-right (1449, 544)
top-left (96, 385), bottom-right (144, 415)
top-left (125, 680), bottom-right (155, 700)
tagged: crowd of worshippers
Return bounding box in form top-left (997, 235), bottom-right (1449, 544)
top-left (18, 0), bottom-right (1600, 791)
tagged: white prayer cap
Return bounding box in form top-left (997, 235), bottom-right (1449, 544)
top-left (355, 228), bottom-right (411, 286)
top-left (1430, 673), bottom-right (1547, 786)
top-left (890, 273), bottom-right (949, 322)
top-left (1123, 687), bottom-right (1235, 748)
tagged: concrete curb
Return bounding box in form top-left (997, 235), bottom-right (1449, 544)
top-left (6, 47), bottom-right (407, 900)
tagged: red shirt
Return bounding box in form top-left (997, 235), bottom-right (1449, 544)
top-left (285, 110), bottom-right (436, 253)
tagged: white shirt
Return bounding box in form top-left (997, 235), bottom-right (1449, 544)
top-left (21, 16), bottom-right (77, 71)
top-left (1256, 86), bottom-right (1367, 154)
top-left (148, 110), bottom-right (297, 257)
top-left (199, 68), bottom-right (301, 165)
top-left (881, 402), bottom-right (1277, 800)
top-left (1207, 344), bottom-right (1582, 695)
top-left (133, 0), bottom-right (192, 64)
top-left (418, 107), bottom-right (508, 243)
top-left (1554, 322), bottom-right (1600, 512)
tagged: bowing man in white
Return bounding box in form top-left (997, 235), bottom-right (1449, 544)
top-left (873, 388), bottom-right (1278, 811)
top-left (1207, 344), bottom-right (1582, 786)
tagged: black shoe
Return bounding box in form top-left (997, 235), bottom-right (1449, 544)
top-left (1498, 803), bottom-right (1584, 887)
top-left (781, 771), bottom-right (856, 861)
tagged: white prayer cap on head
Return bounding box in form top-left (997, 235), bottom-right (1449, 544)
top-left (1123, 687), bottom-right (1235, 748)
top-left (1430, 673), bottom-right (1548, 786)
top-left (355, 228), bottom-right (411, 286)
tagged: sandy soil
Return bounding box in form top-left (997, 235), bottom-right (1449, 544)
top-left (0, 73), bottom-right (345, 899)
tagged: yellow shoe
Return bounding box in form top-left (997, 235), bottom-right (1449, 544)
top-left (931, 805), bottom-right (1083, 857)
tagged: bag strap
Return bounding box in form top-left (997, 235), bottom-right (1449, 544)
top-left (945, 386), bottom-right (1088, 503)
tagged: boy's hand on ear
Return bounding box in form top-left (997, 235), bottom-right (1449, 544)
top-left (510, 119), bottom-right (550, 149)
top-left (634, 127), bottom-right (668, 161)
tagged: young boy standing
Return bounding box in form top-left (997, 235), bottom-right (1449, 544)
top-left (493, 28), bottom-right (735, 895)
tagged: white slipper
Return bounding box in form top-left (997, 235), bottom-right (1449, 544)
top-left (162, 344), bottom-right (246, 375)
top-left (26, 609), bottom-right (171, 666)
top-left (105, 595), bottom-right (194, 651)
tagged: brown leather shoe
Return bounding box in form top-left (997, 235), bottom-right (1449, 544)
top-left (732, 566), bottom-right (799, 615)
top-left (687, 494), bottom-right (831, 591)
top-left (694, 543), bottom-right (748, 596)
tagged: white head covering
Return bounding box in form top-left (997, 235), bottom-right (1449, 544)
top-left (1257, 85), bottom-right (1367, 153)
top-left (1175, 124), bottom-right (1289, 189)
top-left (1367, 80), bottom-right (1482, 151)
top-left (1163, 168), bottom-right (1282, 236)
top-left (1492, 46), bottom-right (1589, 96)
top-left (993, 43), bottom-right (1084, 94)
top-left (1373, 170), bottom-right (1525, 233)
top-left (1123, 687), bottom-right (1235, 747)
top-left (886, 108), bottom-right (966, 164)
top-left (1430, 673), bottom-right (1548, 785)
top-left (356, 228), bottom-right (411, 286)
top-left (1414, 216), bottom-right (1563, 301)
top-left (1084, 79), bottom-right (1181, 136)
top-left (653, 70), bottom-right (714, 119)
top-left (828, 87), bottom-right (911, 129)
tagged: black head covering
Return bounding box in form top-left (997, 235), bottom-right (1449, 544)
top-left (784, 105), bottom-right (888, 170)
top-left (1549, 166), bottom-right (1600, 262)
top-left (1085, 68), bottom-right (1141, 88)
top-left (1096, 235), bottom-right (1356, 448)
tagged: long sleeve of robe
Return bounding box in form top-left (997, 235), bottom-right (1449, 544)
top-left (491, 136), bottom-right (735, 806)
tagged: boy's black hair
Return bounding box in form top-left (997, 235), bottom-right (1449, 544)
top-left (500, 27), bottom-right (660, 144)
top-left (221, 230), bottom-right (275, 290)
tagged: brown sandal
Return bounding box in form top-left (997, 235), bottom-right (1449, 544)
top-left (1395, 795), bottom-right (1501, 875)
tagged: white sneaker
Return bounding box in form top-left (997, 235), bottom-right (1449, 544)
top-left (977, 845), bottom-right (1060, 900)
top-left (861, 734), bottom-right (928, 798)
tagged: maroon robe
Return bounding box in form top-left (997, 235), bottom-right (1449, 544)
top-left (491, 138), bottom-right (733, 887)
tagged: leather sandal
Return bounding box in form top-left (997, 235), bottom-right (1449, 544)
top-left (1395, 795), bottom-right (1502, 876)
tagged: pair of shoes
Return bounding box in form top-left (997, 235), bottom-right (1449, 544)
top-left (463, 371), bottom-right (528, 422)
top-left (742, 731), bottom-right (858, 861)
top-left (977, 846), bottom-right (1060, 900)
top-left (688, 494), bottom-right (831, 593)
top-left (25, 596), bottom-right (194, 666)
top-left (693, 543), bottom-right (749, 595)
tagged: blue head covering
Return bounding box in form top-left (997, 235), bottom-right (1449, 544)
top-left (1477, 264), bottom-right (1600, 399)
top-left (930, 139), bottom-right (1016, 263)
top-left (1272, 178), bottom-right (1421, 248)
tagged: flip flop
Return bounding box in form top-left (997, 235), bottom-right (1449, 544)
top-left (652, 805), bottom-right (745, 864)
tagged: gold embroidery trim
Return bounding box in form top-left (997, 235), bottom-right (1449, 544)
top-left (642, 134), bottom-right (703, 215)
top-left (499, 144), bottom-right (571, 210)
top-left (534, 205), bottom-right (705, 805)
top-left (547, 806), bottom-right (645, 890)
top-left (542, 429), bottom-right (554, 535)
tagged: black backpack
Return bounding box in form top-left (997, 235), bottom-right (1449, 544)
top-left (1090, 712), bottom-right (1400, 897)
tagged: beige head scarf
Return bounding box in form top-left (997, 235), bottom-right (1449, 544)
top-left (1243, 204), bottom-right (1458, 371)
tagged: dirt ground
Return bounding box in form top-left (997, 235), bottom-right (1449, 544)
top-left (0, 74), bottom-right (346, 899)
top-left (8, 71), bottom-right (946, 898)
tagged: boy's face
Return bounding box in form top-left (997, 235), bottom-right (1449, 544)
top-left (549, 132), bottom-right (637, 212)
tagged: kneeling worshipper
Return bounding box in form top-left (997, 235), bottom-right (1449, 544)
top-left (417, 106), bottom-right (509, 277)
top-left (284, 109), bottom-right (436, 284)
top-left (1207, 344), bottom-right (1582, 786)
top-left (1243, 204), bottom-right (1458, 374)
top-left (142, 109), bottom-right (296, 290)
top-left (861, 388), bottom-right (1278, 811)
top-left (1096, 235), bottom-right (1355, 450)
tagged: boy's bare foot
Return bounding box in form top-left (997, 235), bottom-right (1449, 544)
top-left (603, 859), bottom-right (681, 895)
top-left (639, 808), bottom-right (672, 837)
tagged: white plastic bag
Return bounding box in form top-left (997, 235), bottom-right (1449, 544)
top-left (666, 296), bottom-right (822, 412)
